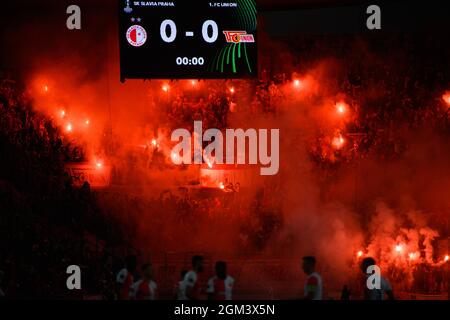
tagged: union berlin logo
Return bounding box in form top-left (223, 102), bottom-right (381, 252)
top-left (223, 31), bottom-right (255, 43)
top-left (126, 25), bottom-right (147, 47)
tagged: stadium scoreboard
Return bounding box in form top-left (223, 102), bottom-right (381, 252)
top-left (119, 0), bottom-right (257, 81)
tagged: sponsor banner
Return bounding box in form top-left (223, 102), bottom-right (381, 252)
top-left (65, 162), bottom-right (112, 188)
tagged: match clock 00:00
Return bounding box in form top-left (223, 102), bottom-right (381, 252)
top-left (119, 0), bottom-right (257, 80)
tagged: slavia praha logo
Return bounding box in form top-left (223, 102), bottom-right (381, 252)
top-left (223, 31), bottom-right (255, 43)
top-left (126, 25), bottom-right (147, 47)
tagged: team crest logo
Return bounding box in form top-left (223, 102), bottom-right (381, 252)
top-left (223, 31), bottom-right (255, 43)
top-left (126, 25), bottom-right (147, 47)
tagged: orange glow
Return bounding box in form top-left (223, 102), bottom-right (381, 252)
top-left (85, 119), bottom-right (90, 125)
top-left (191, 80), bottom-right (197, 86)
top-left (43, 85), bottom-right (49, 93)
top-left (171, 152), bottom-right (178, 162)
top-left (66, 123), bottom-right (73, 132)
top-left (395, 245), bottom-right (403, 253)
top-left (60, 110), bottom-right (66, 118)
top-left (408, 253), bottom-right (416, 260)
top-left (443, 93), bottom-right (450, 105)
top-left (357, 250), bottom-right (363, 258)
top-left (229, 87), bottom-right (235, 94)
top-left (445, 255), bottom-right (449, 262)
top-left (219, 182), bottom-right (225, 190)
top-left (204, 155), bottom-right (214, 169)
top-left (151, 139), bottom-right (157, 147)
top-left (162, 84), bottom-right (170, 92)
top-left (336, 102), bottom-right (347, 114)
top-left (332, 135), bottom-right (345, 149)
top-left (96, 162), bottom-right (103, 169)
top-left (293, 79), bottom-right (301, 87)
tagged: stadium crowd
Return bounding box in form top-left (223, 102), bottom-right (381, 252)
top-left (1, 31), bottom-right (449, 299)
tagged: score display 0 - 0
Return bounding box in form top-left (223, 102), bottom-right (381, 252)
top-left (119, 0), bottom-right (257, 80)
